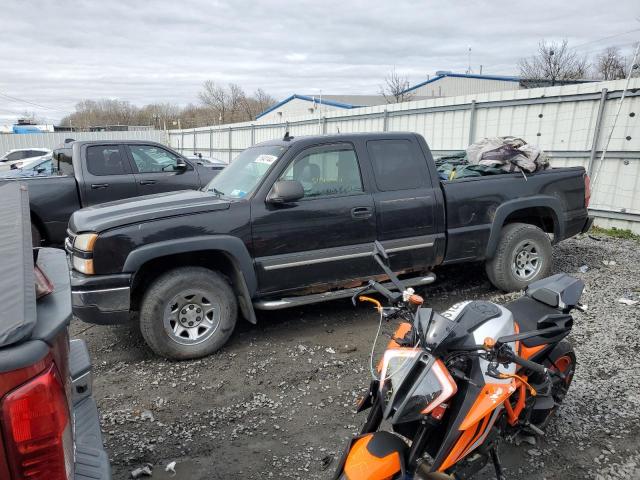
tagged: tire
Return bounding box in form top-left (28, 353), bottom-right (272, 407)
top-left (31, 222), bottom-right (42, 247)
top-left (485, 222), bottom-right (552, 292)
top-left (531, 340), bottom-right (576, 426)
top-left (139, 267), bottom-right (237, 360)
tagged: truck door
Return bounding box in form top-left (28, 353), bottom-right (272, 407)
top-left (251, 143), bottom-right (377, 294)
top-left (81, 144), bottom-right (139, 206)
top-left (367, 138), bottom-right (444, 272)
top-left (126, 144), bottom-right (201, 194)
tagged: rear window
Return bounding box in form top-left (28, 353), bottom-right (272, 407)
top-left (86, 146), bottom-right (127, 176)
top-left (53, 148), bottom-right (73, 175)
top-left (367, 139), bottom-right (429, 191)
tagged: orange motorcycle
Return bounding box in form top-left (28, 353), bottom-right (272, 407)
top-left (333, 242), bottom-right (583, 480)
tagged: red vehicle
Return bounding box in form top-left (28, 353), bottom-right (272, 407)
top-left (0, 183), bottom-right (110, 480)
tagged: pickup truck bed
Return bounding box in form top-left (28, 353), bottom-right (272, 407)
top-left (65, 132), bottom-right (591, 359)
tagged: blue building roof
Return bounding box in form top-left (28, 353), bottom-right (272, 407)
top-left (402, 72), bottom-right (521, 94)
top-left (256, 94), bottom-right (362, 120)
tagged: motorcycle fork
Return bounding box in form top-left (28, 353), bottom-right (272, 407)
top-left (359, 393), bottom-right (383, 434)
top-left (406, 421), bottom-right (431, 472)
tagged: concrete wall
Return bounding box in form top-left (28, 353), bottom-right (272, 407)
top-left (168, 78), bottom-right (640, 233)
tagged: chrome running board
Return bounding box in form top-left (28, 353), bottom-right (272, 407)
top-left (253, 273), bottom-right (436, 310)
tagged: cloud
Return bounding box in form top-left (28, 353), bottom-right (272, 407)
top-left (0, 0), bottom-right (638, 123)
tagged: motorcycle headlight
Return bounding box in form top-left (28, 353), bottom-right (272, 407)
top-left (380, 351), bottom-right (457, 424)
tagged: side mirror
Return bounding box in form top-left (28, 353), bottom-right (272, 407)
top-left (175, 158), bottom-right (188, 170)
top-left (267, 180), bottom-right (304, 204)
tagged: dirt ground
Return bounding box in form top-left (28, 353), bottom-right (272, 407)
top-left (71, 234), bottom-right (640, 480)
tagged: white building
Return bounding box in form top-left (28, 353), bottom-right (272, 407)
top-left (256, 94), bottom-right (390, 123)
top-left (402, 71), bottom-right (523, 98)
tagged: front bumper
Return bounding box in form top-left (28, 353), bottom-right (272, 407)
top-left (71, 270), bottom-right (132, 325)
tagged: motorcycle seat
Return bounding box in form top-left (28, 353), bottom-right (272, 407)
top-left (504, 296), bottom-right (559, 347)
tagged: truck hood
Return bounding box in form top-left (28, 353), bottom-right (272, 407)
top-left (70, 189), bottom-right (230, 233)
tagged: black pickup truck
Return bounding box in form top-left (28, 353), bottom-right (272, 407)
top-left (66, 132), bottom-right (592, 359)
top-left (1, 140), bottom-right (223, 246)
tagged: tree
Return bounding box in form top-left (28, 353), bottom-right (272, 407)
top-left (519, 40), bottom-right (589, 85)
top-left (595, 47), bottom-right (628, 80)
top-left (379, 67), bottom-right (415, 103)
top-left (198, 81), bottom-right (229, 124)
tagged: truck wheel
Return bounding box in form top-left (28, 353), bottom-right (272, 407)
top-left (139, 267), bottom-right (237, 360)
top-left (485, 223), bottom-right (552, 292)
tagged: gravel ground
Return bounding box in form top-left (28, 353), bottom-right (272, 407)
top-left (70, 234), bottom-right (640, 480)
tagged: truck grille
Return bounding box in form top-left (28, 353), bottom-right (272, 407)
top-left (65, 229), bottom-right (76, 255)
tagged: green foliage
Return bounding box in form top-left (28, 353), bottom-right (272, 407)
top-left (590, 226), bottom-right (640, 241)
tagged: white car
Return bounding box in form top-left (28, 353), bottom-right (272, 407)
top-left (0, 148), bottom-right (52, 172)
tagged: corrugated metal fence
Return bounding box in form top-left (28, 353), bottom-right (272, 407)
top-left (166, 78), bottom-right (637, 233)
top-left (0, 129), bottom-right (167, 152)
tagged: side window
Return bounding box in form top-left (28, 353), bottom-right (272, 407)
top-left (130, 145), bottom-right (182, 173)
top-left (279, 146), bottom-right (363, 198)
top-left (367, 139), bottom-right (429, 191)
top-left (86, 146), bottom-right (127, 176)
top-left (5, 151), bottom-right (27, 161)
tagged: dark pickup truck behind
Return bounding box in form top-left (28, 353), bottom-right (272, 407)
top-left (1, 140), bottom-right (223, 246)
top-left (66, 132), bottom-right (592, 359)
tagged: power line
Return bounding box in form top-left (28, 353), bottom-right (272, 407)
top-left (0, 91), bottom-right (70, 113)
top-left (572, 28), bottom-right (640, 50)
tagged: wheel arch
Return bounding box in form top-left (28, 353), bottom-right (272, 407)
top-left (486, 197), bottom-right (562, 260)
top-left (126, 236), bottom-right (257, 324)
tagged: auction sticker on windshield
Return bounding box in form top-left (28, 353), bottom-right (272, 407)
top-left (255, 154), bottom-right (277, 165)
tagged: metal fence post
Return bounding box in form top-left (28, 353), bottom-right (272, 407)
top-left (193, 129), bottom-right (197, 154)
top-left (468, 100), bottom-right (477, 146)
top-left (383, 109), bottom-right (389, 132)
top-left (181, 130), bottom-right (185, 154)
top-left (228, 127), bottom-right (233, 163)
top-left (251, 124), bottom-right (255, 146)
top-left (322, 117), bottom-right (327, 135)
top-left (587, 88), bottom-right (608, 175)
top-left (209, 128), bottom-right (213, 157)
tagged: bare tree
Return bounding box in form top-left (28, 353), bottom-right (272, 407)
top-left (519, 40), bottom-right (589, 85)
top-left (198, 81), bottom-right (228, 124)
top-left (595, 47), bottom-right (628, 80)
top-left (379, 67), bottom-right (415, 103)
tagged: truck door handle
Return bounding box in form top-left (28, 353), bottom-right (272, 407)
top-left (91, 183), bottom-right (109, 189)
top-left (351, 206), bottom-right (373, 219)
top-left (139, 180), bottom-right (157, 185)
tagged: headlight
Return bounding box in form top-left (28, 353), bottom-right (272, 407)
top-left (379, 351), bottom-right (457, 424)
top-left (72, 232), bottom-right (98, 274)
top-left (73, 233), bottom-right (98, 252)
top-left (72, 256), bottom-right (94, 275)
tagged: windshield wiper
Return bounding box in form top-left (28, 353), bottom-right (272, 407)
top-left (210, 187), bottom-right (225, 197)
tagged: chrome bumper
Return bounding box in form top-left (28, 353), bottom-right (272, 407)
top-left (71, 286), bottom-right (130, 312)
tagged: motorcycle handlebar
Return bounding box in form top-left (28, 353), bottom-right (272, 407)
top-left (501, 349), bottom-right (547, 375)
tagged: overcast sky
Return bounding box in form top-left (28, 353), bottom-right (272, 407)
top-left (1, 0), bottom-right (639, 124)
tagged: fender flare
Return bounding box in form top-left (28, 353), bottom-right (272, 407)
top-left (485, 196), bottom-right (563, 259)
top-left (123, 235), bottom-right (257, 323)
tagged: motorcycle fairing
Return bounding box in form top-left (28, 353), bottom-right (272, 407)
top-left (335, 431), bottom-right (408, 480)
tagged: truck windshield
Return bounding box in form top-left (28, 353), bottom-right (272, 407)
top-left (205, 145), bottom-right (286, 199)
